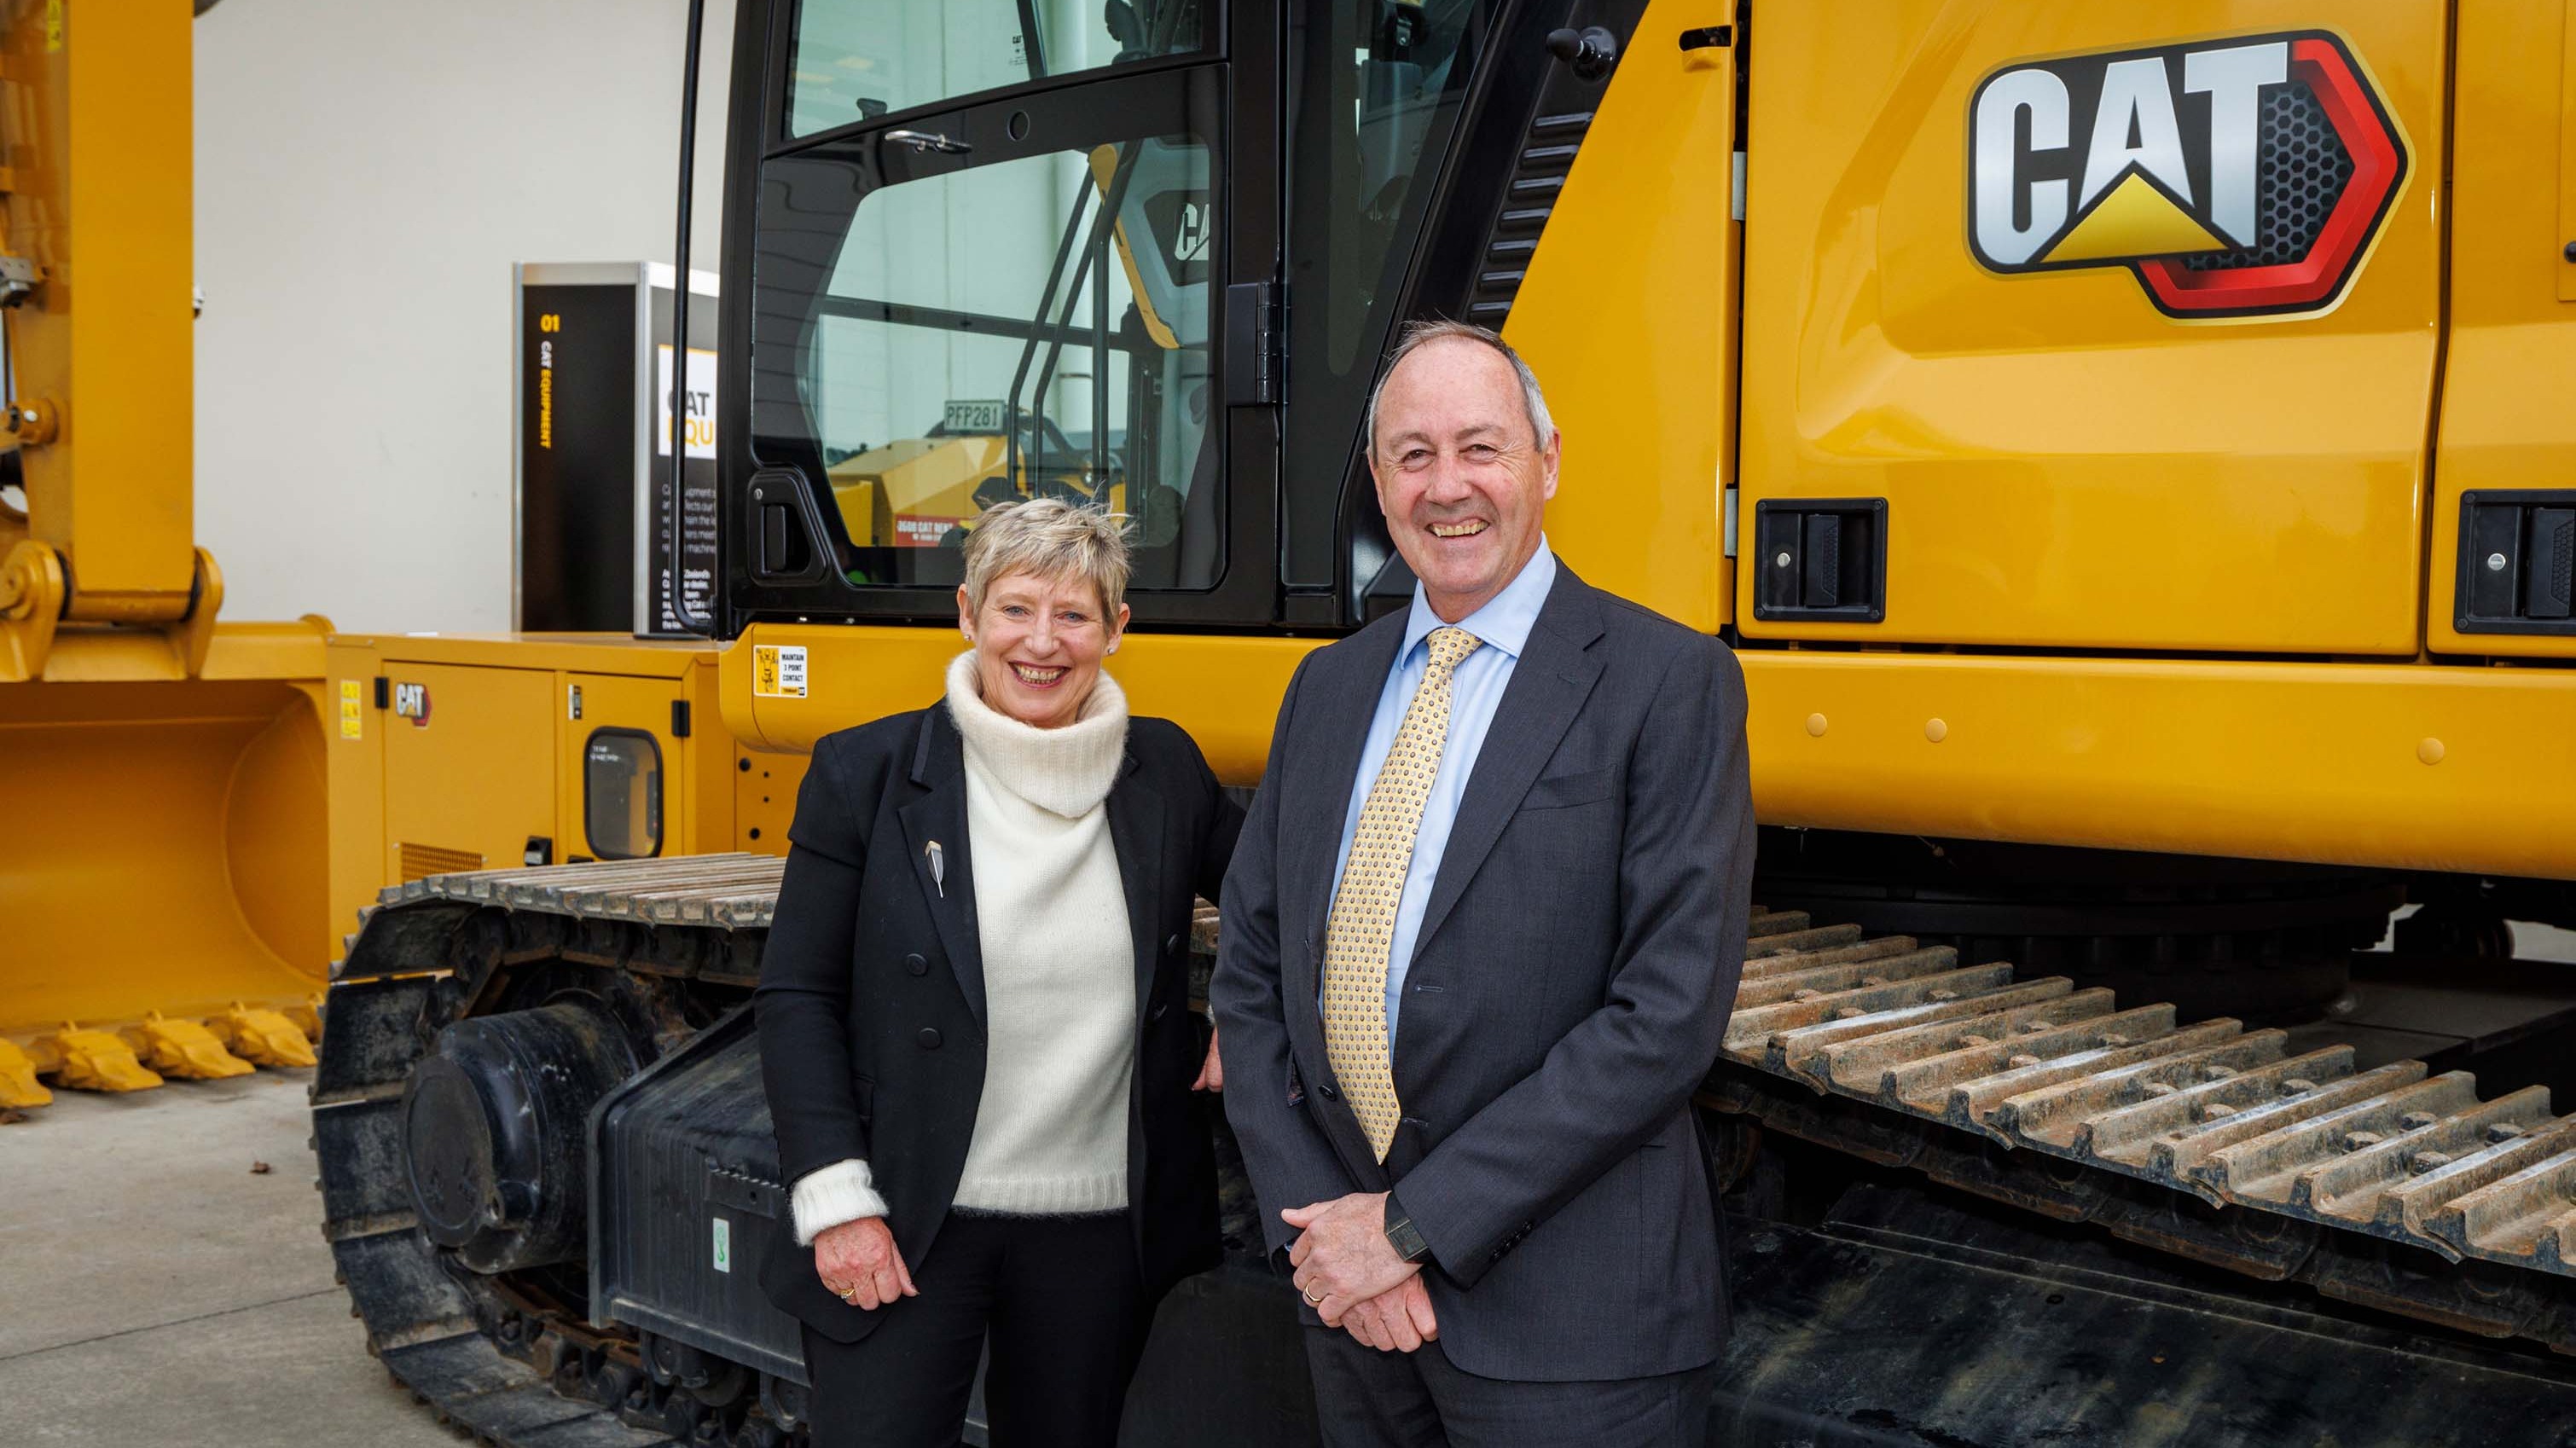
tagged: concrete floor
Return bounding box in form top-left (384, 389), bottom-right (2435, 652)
top-left (0, 1069), bottom-right (457, 1447)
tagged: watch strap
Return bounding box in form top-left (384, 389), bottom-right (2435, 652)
top-left (1384, 1190), bottom-right (1432, 1265)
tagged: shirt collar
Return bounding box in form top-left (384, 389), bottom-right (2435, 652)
top-left (1401, 536), bottom-right (1557, 665)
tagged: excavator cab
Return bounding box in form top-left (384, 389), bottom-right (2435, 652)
top-left (722, 0), bottom-right (1558, 629)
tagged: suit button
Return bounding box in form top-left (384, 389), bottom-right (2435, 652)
top-left (903, 953), bottom-right (928, 976)
top-left (1318, 1083), bottom-right (1339, 1101)
top-left (1165, 933), bottom-right (1183, 958)
top-left (916, 1028), bottom-right (942, 1050)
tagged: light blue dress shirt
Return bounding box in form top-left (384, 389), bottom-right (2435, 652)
top-left (1329, 538), bottom-right (1558, 1041)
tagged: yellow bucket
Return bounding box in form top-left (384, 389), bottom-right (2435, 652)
top-left (0, 624), bottom-right (331, 1089)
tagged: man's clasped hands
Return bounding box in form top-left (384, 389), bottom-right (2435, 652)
top-left (1285, 1192), bottom-right (1440, 1354)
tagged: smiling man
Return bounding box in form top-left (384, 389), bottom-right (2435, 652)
top-left (1213, 321), bottom-right (1756, 1446)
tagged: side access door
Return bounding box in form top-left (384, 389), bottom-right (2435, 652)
top-left (2429, 0), bottom-right (2576, 658)
top-left (1735, 3), bottom-right (2445, 655)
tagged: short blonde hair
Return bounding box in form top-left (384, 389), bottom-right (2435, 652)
top-left (960, 498), bottom-right (1132, 619)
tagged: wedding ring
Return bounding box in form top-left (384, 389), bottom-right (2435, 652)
top-left (1303, 1286), bottom-right (1326, 1306)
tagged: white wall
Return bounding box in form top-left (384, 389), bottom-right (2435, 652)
top-left (194, 0), bottom-right (734, 634)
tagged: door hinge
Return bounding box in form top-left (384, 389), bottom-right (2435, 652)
top-left (1731, 150), bottom-right (1747, 223)
top-left (1722, 486), bottom-right (1739, 559)
top-left (1224, 281), bottom-right (1285, 406)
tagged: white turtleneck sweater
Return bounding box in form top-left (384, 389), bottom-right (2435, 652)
top-left (790, 653), bottom-right (1135, 1243)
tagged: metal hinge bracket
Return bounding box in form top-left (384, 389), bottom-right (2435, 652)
top-left (1225, 281), bottom-right (1285, 406)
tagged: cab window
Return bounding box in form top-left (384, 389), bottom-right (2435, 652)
top-left (788, 0), bottom-right (1208, 136)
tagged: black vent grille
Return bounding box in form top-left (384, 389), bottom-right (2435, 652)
top-left (2181, 81), bottom-right (2352, 272)
top-left (1465, 111), bottom-right (1595, 323)
top-left (2547, 515), bottom-right (2575, 615)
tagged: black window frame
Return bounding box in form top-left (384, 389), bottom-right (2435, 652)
top-left (715, 0), bottom-right (1282, 636)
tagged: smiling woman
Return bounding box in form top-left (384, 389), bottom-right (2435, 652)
top-left (753, 489), bottom-right (1242, 1446)
top-left (955, 499), bottom-right (1133, 730)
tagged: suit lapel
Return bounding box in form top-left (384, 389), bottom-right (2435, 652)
top-left (1104, 750), bottom-right (1162, 1024)
top-left (896, 706), bottom-right (989, 1030)
top-left (1407, 571), bottom-right (1605, 962)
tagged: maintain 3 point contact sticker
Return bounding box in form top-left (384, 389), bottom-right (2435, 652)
top-left (1968, 32), bottom-right (2407, 319)
top-left (752, 644), bottom-right (808, 699)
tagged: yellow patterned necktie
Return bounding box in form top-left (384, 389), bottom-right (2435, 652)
top-left (1322, 624), bottom-right (1482, 1161)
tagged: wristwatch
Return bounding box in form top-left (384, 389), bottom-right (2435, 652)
top-left (1383, 1190), bottom-right (1432, 1266)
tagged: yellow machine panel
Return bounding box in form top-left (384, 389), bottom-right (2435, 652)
top-left (1503, 0), bottom-right (1740, 632)
top-left (725, 624), bottom-right (1314, 785)
top-left (324, 635), bottom-right (795, 956)
top-left (724, 621), bottom-right (2576, 883)
top-left (1743, 649), bottom-right (2576, 880)
top-left (379, 661), bottom-right (559, 880)
top-left (2427, 0), bottom-right (2576, 658)
top-left (1735, 3), bottom-right (2445, 653)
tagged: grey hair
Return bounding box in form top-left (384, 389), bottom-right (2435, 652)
top-left (1362, 318), bottom-right (1557, 456)
top-left (960, 498), bottom-right (1133, 619)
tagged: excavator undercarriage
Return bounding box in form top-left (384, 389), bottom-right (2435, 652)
top-left (316, 856), bottom-right (2576, 1447)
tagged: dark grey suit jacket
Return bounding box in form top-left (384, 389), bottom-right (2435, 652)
top-left (1211, 565), bottom-right (1755, 1382)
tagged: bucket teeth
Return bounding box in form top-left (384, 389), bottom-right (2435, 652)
top-left (40, 1025), bottom-right (164, 1092)
top-left (212, 1004), bottom-right (319, 1069)
top-left (0, 1039), bottom-right (49, 1108)
top-left (119, 1015), bottom-right (253, 1080)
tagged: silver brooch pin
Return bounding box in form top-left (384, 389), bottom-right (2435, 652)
top-left (925, 840), bottom-right (945, 897)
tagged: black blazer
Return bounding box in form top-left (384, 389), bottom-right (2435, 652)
top-left (1211, 565), bottom-right (1755, 1382)
top-left (754, 699), bottom-right (1244, 1342)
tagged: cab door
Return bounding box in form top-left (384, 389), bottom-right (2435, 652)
top-left (1736, 2), bottom-right (2445, 654)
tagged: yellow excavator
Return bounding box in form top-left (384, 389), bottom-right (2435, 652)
top-left (22, 0), bottom-right (2576, 1441)
top-left (311, 0), bottom-right (2576, 1442)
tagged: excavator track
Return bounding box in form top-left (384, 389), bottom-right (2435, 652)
top-left (1704, 913), bottom-right (2576, 1353)
top-left (314, 856), bottom-right (784, 1448)
top-left (319, 859), bottom-right (2576, 1447)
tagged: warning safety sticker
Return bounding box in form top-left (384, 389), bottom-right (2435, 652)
top-left (752, 645), bottom-right (809, 699)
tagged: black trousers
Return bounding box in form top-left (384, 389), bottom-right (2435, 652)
top-left (1304, 1327), bottom-right (1718, 1448)
top-left (799, 1212), bottom-right (1149, 1448)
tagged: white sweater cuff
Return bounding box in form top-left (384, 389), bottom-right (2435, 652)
top-left (791, 1159), bottom-right (890, 1246)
